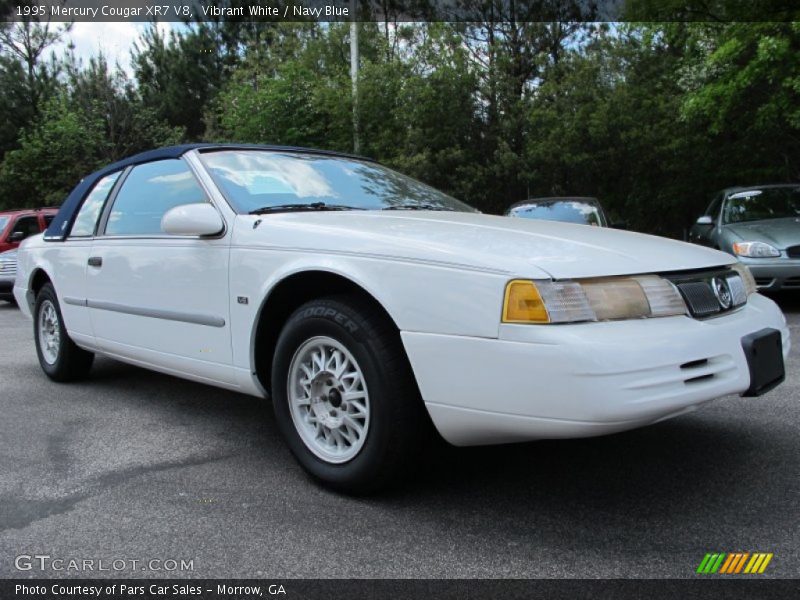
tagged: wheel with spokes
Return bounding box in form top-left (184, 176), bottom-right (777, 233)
top-left (34, 283), bottom-right (94, 381)
top-left (272, 295), bottom-right (426, 493)
top-left (287, 336), bottom-right (371, 464)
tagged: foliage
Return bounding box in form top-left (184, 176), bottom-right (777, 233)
top-left (0, 20), bottom-right (798, 237)
top-left (0, 42), bottom-right (182, 209)
top-left (0, 95), bottom-right (106, 207)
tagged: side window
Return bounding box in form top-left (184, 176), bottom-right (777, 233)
top-left (105, 160), bottom-right (208, 236)
top-left (705, 193), bottom-right (723, 218)
top-left (43, 215), bottom-right (55, 227)
top-left (10, 216), bottom-right (40, 240)
top-left (69, 172), bottom-right (121, 237)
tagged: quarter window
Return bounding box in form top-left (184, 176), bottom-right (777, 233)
top-left (70, 172), bottom-right (121, 237)
top-left (105, 160), bottom-right (208, 236)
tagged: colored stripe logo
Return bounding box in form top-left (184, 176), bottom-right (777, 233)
top-left (697, 552), bottom-right (773, 574)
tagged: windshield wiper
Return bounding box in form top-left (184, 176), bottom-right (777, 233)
top-left (382, 204), bottom-right (453, 211)
top-left (249, 202), bottom-right (364, 215)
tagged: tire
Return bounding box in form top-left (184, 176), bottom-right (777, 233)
top-left (271, 295), bottom-right (427, 494)
top-left (34, 283), bottom-right (94, 382)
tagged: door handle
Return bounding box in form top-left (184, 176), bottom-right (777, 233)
top-left (88, 257), bottom-right (103, 267)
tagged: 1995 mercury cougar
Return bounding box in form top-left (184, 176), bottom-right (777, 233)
top-left (15, 144), bottom-right (789, 492)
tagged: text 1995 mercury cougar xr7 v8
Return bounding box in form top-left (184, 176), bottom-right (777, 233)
top-left (15, 144), bottom-right (789, 492)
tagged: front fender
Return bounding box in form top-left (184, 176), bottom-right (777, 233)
top-left (228, 247), bottom-right (509, 376)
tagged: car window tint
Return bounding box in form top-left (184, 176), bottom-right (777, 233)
top-left (723, 187), bottom-right (800, 224)
top-left (11, 216), bottom-right (39, 239)
top-left (200, 150), bottom-right (475, 213)
top-left (706, 193), bottom-right (722, 217)
top-left (70, 172), bottom-right (121, 237)
top-left (44, 215), bottom-right (55, 226)
top-left (105, 160), bottom-right (207, 236)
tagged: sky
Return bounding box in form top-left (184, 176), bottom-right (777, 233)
top-left (56, 21), bottom-right (176, 76)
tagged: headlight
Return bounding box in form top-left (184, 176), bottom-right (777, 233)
top-left (731, 262), bottom-right (757, 295)
top-left (502, 276), bottom-right (687, 324)
top-left (732, 241), bottom-right (780, 258)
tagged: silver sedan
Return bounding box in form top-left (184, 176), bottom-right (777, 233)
top-left (689, 184), bottom-right (800, 291)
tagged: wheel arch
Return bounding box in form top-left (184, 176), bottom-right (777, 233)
top-left (30, 268), bottom-right (53, 297)
top-left (251, 269), bottom-right (402, 395)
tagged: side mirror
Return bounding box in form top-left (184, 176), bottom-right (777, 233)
top-left (9, 231), bottom-right (25, 242)
top-left (696, 215), bottom-right (714, 226)
top-left (161, 203), bottom-right (224, 237)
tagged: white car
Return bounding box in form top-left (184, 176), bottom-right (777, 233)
top-left (15, 145), bottom-right (789, 492)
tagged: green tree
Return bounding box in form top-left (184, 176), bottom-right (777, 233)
top-left (0, 53), bottom-right (183, 208)
top-left (0, 20), bottom-right (68, 156)
top-left (680, 22), bottom-right (800, 181)
top-left (133, 24), bottom-right (230, 140)
top-left (0, 96), bottom-right (105, 208)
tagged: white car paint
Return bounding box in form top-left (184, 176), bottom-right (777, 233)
top-left (14, 149), bottom-right (790, 445)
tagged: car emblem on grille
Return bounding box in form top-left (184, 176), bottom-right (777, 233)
top-left (712, 276), bottom-right (732, 310)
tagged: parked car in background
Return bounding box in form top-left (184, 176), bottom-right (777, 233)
top-left (0, 208), bottom-right (58, 253)
top-left (14, 144), bottom-right (788, 492)
top-left (689, 184), bottom-right (800, 291)
top-left (0, 249), bottom-right (17, 303)
top-left (506, 197), bottom-right (610, 227)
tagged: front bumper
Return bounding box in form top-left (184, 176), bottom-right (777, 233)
top-left (402, 293), bottom-right (789, 446)
top-left (738, 257), bottom-right (800, 291)
top-left (13, 284), bottom-right (33, 317)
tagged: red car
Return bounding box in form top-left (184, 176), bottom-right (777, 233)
top-left (0, 208), bottom-right (59, 253)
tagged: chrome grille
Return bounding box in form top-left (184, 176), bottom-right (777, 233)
top-left (665, 269), bottom-right (747, 319)
top-left (0, 261), bottom-right (16, 276)
top-left (675, 281), bottom-right (721, 318)
top-left (727, 275), bottom-right (747, 306)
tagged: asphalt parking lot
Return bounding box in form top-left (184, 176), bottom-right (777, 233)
top-left (0, 296), bottom-right (798, 579)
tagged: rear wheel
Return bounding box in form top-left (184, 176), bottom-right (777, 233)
top-left (271, 296), bottom-right (427, 493)
top-left (34, 283), bottom-right (94, 381)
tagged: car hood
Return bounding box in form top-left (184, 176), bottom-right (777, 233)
top-left (236, 211), bottom-right (735, 279)
top-left (725, 217), bottom-right (800, 249)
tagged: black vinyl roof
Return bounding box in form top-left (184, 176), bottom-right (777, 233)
top-left (44, 144), bottom-right (374, 241)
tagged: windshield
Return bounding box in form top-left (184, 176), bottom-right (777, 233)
top-left (510, 201), bottom-right (606, 226)
top-left (0, 216), bottom-right (8, 231)
top-left (723, 187), bottom-right (800, 224)
top-left (199, 150), bottom-right (475, 213)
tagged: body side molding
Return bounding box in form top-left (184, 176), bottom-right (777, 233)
top-left (66, 297), bottom-right (226, 328)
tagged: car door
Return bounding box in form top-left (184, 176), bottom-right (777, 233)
top-left (54, 172), bottom-right (123, 344)
top-left (87, 158), bottom-right (234, 385)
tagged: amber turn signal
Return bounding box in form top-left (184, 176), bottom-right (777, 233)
top-left (502, 280), bottom-right (550, 323)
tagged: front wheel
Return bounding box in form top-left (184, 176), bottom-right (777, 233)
top-left (34, 283), bottom-right (94, 381)
top-left (271, 296), bottom-right (427, 493)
